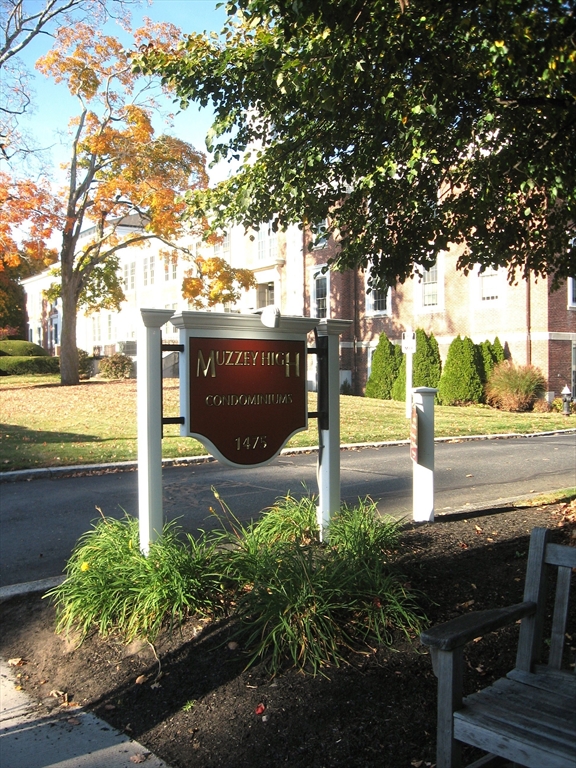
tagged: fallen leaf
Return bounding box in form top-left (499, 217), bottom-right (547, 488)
top-left (135, 675), bottom-right (147, 685)
top-left (67, 717), bottom-right (81, 725)
top-left (104, 704), bottom-right (116, 710)
top-left (411, 760), bottom-right (424, 767)
top-left (227, 641), bottom-right (239, 651)
top-left (255, 703), bottom-right (266, 715)
top-left (466, 474), bottom-right (473, 478)
top-left (50, 690), bottom-right (65, 698)
top-left (459, 542), bottom-right (469, 549)
top-left (8, 658), bottom-right (26, 667)
top-left (150, 682), bottom-right (161, 690)
top-left (130, 755), bottom-right (149, 764)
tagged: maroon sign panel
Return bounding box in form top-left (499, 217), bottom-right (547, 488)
top-left (188, 337), bottom-right (307, 466)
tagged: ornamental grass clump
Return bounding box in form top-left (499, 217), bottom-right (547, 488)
top-left (48, 515), bottom-right (225, 643)
top-left (486, 361), bottom-right (546, 411)
top-left (50, 495), bottom-right (423, 676)
top-left (224, 496), bottom-right (422, 675)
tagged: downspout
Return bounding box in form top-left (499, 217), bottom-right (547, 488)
top-left (526, 271), bottom-right (532, 366)
top-left (353, 268), bottom-right (359, 394)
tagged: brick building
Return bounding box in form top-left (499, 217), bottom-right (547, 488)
top-left (23, 220), bottom-right (576, 399)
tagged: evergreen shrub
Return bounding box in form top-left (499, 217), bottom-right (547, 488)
top-left (486, 362), bottom-right (546, 411)
top-left (0, 340), bottom-right (49, 357)
top-left (0, 355), bottom-right (60, 375)
top-left (77, 348), bottom-right (92, 380)
top-left (99, 353), bottom-right (133, 379)
top-left (390, 329), bottom-right (442, 400)
top-left (438, 335), bottom-right (484, 405)
top-left (365, 333), bottom-right (401, 399)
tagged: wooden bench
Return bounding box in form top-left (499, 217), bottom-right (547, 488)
top-left (421, 526), bottom-right (576, 768)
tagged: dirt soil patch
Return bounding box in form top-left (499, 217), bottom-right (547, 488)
top-left (1, 501), bottom-right (574, 768)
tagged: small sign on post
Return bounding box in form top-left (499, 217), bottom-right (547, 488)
top-left (402, 328), bottom-right (416, 419)
top-left (410, 404), bottom-right (418, 464)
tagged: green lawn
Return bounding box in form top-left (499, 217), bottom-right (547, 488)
top-left (0, 374), bottom-right (574, 471)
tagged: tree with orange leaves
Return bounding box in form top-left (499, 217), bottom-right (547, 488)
top-left (3, 21), bottom-right (254, 385)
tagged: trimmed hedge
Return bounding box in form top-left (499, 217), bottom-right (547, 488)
top-left (365, 333), bottom-right (402, 399)
top-left (438, 335), bottom-right (484, 405)
top-left (0, 340), bottom-right (50, 357)
top-left (0, 355), bottom-right (60, 375)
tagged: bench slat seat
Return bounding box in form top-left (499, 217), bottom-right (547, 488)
top-left (421, 527), bottom-right (576, 768)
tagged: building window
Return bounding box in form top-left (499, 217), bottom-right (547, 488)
top-left (311, 266), bottom-right (329, 318)
top-left (124, 262), bottom-right (135, 290)
top-left (92, 314), bottom-right (101, 343)
top-left (214, 231), bottom-right (230, 260)
top-left (143, 257), bottom-right (148, 287)
top-left (568, 277), bottom-right (576, 308)
top-left (149, 255), bottom-right (155, 285)
top-left (480, 267), bottom-right (499, 301)
top-left (107, 314), bottom-right (113, 341)
top-left (257, 222), bottom-right (278, 262)
top-left (257, 282), bottom-right (275, 309)
top-left (164, 303), bottom-right (178, 336)
top-left (422, 263), bottom-right (438, 307)
top-left (311, 220), bottom-right (329, 249)
top-left (365, 276), bottom-right (390, 315)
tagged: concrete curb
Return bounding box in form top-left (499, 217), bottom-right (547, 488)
top-left (0, 576), bottom-right (65, 603)
top-left (2, 428), bottom-right (575, 483)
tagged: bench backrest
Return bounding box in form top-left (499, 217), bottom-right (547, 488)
top-left (516, 527), bottom-right (576, 673)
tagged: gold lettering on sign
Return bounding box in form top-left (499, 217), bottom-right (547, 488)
top-left (205, 393), bottom-right (294, 406)
top-left (197, 350), bottom-right (216, 377)
top-left (197, 347), bottom-right (301, 377)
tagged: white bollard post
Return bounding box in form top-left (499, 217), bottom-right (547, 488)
top-left (138, 309), bottom-right (174, 554)
top-left (316, 319), bottom-right (352, 540)
top-left (412, 387), bottom-right (437, 523)
top-left (402, 328), bottom-right (416, 419)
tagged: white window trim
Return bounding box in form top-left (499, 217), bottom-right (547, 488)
top-left (311, 219), bottom-right (329, 250)
top-left (365, 274), bottom-right (391, 316)
top-left (477, 265), bottom-right (502, 304)
top-left (568, 277), bottom-right (576, 309)
top-left (310, 264), bottom-right (330, 319)
top-left (415, 255), bottom-right (445, 314)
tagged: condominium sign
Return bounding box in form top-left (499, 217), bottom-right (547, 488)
top-left (189, 337), bottom-right (307, 465)
top-left (167, 312), bottom-right (318, 468)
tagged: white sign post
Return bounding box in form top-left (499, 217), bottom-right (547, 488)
top-left (402, 328), bottom-right (416, 419)
top-left (138, 308), bottom-right (174, 554)
top-left (316, 319), bottom-right (352, 540)
top-left (137, 309), bottom-right (351, 552)
top-left (411, 387), bottom-right (436, 522)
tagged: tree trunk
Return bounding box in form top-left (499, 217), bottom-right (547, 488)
top-left (60, 278), bottom-right (80, 386)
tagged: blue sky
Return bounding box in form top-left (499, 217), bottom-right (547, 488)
top-left (17, 0), bottom-right (229, 182)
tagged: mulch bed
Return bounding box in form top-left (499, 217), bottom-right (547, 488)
top-left (1, 500), bottom-right (574, 768)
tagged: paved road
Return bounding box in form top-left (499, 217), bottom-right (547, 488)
top-left (1, 433), bottom-right (575, 587)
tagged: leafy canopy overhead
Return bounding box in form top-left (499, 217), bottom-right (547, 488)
top-left (136, 0), bottom-right (576, 288)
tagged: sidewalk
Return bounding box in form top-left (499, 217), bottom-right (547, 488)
top-left (0, 656), bottom-right (171, 768)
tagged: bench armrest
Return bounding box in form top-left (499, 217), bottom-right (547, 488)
top-left (420, 601), bottom-right (536, 652)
